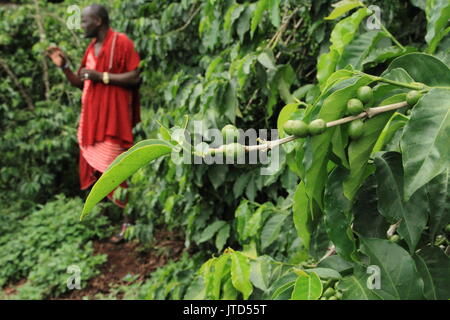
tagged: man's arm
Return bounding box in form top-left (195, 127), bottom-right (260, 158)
top-left (46, 47), bottom-right (84, 89)
top-left (62, 67), bottom-right (84, 89)
top-left (108, 69), bottom-right (141, 87)
top-left (80, 68), bottom-right (141, 88)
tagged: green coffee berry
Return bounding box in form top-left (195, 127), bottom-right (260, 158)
top-left (308, 119), bottom-right (327, 135)
top-left (348, 119), bottom-right (364, 140)
top-left (347, 98), bottom-right (364, 115)
top-left (283, 120), bottom-right (309, 138)
top-left (406, 90), bottom-right (422, 106)
top-left (357, 86), bottom-right (373, 104)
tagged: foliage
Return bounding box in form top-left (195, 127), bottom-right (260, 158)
top-left (0, 195), bottom-right (111, 299)
top-left (1, 0), bottom-right (449, 300)
top-left (90, 252), bottom-right (206, 300)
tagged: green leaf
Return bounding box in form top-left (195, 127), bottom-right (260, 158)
top-left (290, 272), bottom-right (322, 300)
top-left (401, 88), bottom-right (450, 200)
top-left (277, 102), bottom-right (300, 139)
top-left (325, 0), bottom-right (364, 20)
top-left (158, 123), bottom-right (172, 142)
top-left (257, 50), bottom-right (276, 70)
top-left (250, 256), bottom-right (272, 292)
top-left (324, 167), bottom-right (357, 262)
top-left (320, 68), bottom-right (354, 93)
top-left (343, 94), bottom-right (406, 201)
top-left (338, 267), bottom-right (381, 300)
top-left (353, 175), bottom-right (390, 238)
top-left (372, 112), bottom-right (409, 155)
top-left (235, 200), bottom-right (251, 241)
top-left (427, 169), bottom-right (450, 241)
top-left (374, 152), bottom-right (429, 253)
top-left (230, 251), bottom-right (253, 299)
top-left (414, 246), bottom-right (450, 300)
top-left (260, 212), bottom-right (288, 250)
top-left (223, 81), bottom-right (238, 123)
top-left (411, 0), bottom-right (426, 10)
top-left (222, 277), bottom-right (238, 299)
top-left (215, 224), bottom-right (230, 252)
top-left (107, 139), bottom-right (173, 169)
top-left (384, 53), bottom-right (450, 86)
top-left (317, 8), bottom-right (371, 84)
top-left (251, 0), bottom-right (269, 37)
top-left (184, 277), bottom-right (206, 300)
top-left (198, 220), bottom-right (227, 244)
top-left (305, 76), bottom-right (372, 207)
top-left (233, 172), bottom-right (252, 198)
top-left (318, 255), bottom-right (354, 275)
top-left (338, 31), bottom-right (387, 70)
top-left (211, 254), bottom-right (229, 300)
top-left (271, 280), bottom-right (296, 300)
top-left (317, 50), bottom-right (341, 86)
top-left (292, 181), bottom-right (311, 250)
top-left (304, 268), bottom-right (342, 280)
top-left (208, 165), bottom-right (229, 190)
top-left (425, 0), bottom-right (450, 54)
top-left (359, 237), bottom-right (424, 300)
top-left (268, 0), bottom-right (280, 27)
top-left (362, 46), bottom-right (417, 69)
top-left (81, 142), bottom-right (173, 220)
top-left (237, 4), bottom-right (254, 43)
top-left (224, 2), bottom-right (245, 34)
top-left (243, 205), bottom-right (264, 240)
top-left (331, 125), bottom-right (350, 168)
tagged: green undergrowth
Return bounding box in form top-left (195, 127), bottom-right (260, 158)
top-left (0, 194), bottom-right (112, 299)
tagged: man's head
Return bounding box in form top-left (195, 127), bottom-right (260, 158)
top-left (81, 4), bottom-right (109, 38)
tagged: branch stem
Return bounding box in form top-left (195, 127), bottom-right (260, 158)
top-left (207, 101), bottom-right (409, 154)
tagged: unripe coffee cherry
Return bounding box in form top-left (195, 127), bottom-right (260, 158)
top-left (348, 119), bottom-right (364, 140)
top-left (308, 119), bottom-right (327, 135)
top-left (347, 98), bottom-right (364, 115)
top-left (283, 120), bottom-right (309, 138)
top-left (357, 86), bottom-right (373, 104)
top-left (406, 90), bottom-right (422, 106)
top-left (323, 287), bottom-right (335, 298)
top-left (389, 234), bottom-right (400, 243)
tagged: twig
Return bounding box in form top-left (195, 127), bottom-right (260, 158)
top-left (41, 11), bottom-right (81, 47)
top-left (33, 0), bottom-right (50, 100)
top-left (317, 245), bottom-right (336, 265)
top-left (276, 17), bottom-right (304, 60)
top-left (160, 4), bottom-right (201, 37)
top-left (267, 8), bottom-right (299, 50)
top-left (387, 221), bottom-right (401, 237)
top-left (207, 100), bottom-right (409, 154)
top-left (0, 57), bottom-right (35, 109)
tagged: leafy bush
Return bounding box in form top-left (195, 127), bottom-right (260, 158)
top-left (81, 0), bottom-right (450, 300)
top-left (0, 194), bottom-right (112, 299)
top-left (90, 252), bottom-right (206, 300)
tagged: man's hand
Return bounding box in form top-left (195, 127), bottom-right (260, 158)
top-left (79, 68), bottom-right (102, 82)
top-left (46, 46), bottom-right (67, 68)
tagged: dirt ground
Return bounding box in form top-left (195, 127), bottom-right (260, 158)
top-left (2, 230), bottom-right (185, 300)
top-left (60, 230), bottom-right (185, 299)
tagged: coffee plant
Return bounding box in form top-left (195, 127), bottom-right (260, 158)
top-left (1, 0), bottom-right (449, 300)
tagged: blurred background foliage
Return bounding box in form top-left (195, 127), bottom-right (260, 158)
top-left (0, 0), bottom-right (442, 299)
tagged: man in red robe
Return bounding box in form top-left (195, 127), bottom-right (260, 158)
top-left (47, 4), bottom-right (140, 242)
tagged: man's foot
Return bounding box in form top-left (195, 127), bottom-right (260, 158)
top-left (109, 223), bottom-right (131, 244)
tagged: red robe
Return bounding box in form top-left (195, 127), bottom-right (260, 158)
top-left (77, 28), bottom-right (141, 207)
